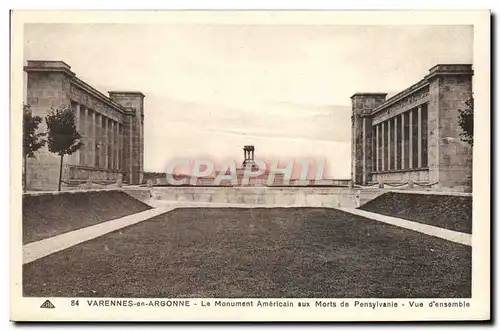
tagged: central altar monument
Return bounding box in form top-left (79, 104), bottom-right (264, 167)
top-left (231, 145), bottom-right (285, 186)
top-left (235, 145), bottom-right (265, 186)
top-left (196, 145), bottom-right (285, 186)
top-left (242, 145), bottom-right (258, 169)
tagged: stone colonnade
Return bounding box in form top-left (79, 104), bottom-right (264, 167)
top-left (70, 102), bottom-right (123, 171)
top-left (371, 103), bottom-right (428, 173)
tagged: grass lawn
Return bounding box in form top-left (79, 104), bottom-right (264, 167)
top-left (23, 208), bottom-right (471, 298)
top-left (23, 191), bottom-right (151, 244)
top-left (359, 192), bottom-right (472, 234)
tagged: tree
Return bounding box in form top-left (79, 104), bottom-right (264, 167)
top-left (23, 104), bottom-right (46, 191)
top-left (45, 106), bottom-right (83, 191)
top-left (458, 97), bottom-right (474, 146)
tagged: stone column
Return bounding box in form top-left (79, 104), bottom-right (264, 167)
top-left (116, 124), bottom-right (120, 171)
top-left (362, 117), bottom-right (367, 183)
top-left (393, 116), bottom-right (398, 170)
top-left (103, 116), bottom-right (109, 169)
top-left (109, 120), bottom-right (116, 170)
top-left (109, 118), bottom-right (113, 169)
top-left (83, 108), bottom-right (88, 167)
top-left (102, 116), bottom-right (106, 169)
top-left (129, 120), bottom-right (133, 184)
top-left (372, 126), bottom-right (376, 174)
top-left (111, 121), bottom-right (115, 170)
top-left (100, 115), bottom-right (104, 168)
top-left (381, 122), bottom-right (385, 171)
top-left (417, 105), bottom-right (422, 168)
top-left (119, 124), bottom-right (123, 170)
top-left (115, 122), bottom-right (119, 170)
top-left (91, 111), bottom-right (96, 168)
top-left (79, 106), bottom-right (86, 166)
top-left (387, 119), bottom-right (391, 171)
top-left (375, 124), bottom-right (379, 172)
top-left (401, 113), bottom-right (405, 169)
top-left (361, 116), bottom-right (374, 184)
top-left (95, 113), bottom-right (101, 168)
top-left (74, 103), bottom-right (81, 165)
top-left (109, 120), bottom-right (113, 170)
top-left (93, 113), bottom-right (98, 168)
top-left (87, 108), bottom-right (93, 167)
top-left (109, 121), bottom-right (113, 170)
top-left (409, 110), bottom-right (413, 168)
top-left (100, 116), bottom-right (105, 169)
top-left (104, 117), bottom-right (109, 169)
top-left (362, 117), bottom-right (366, 179)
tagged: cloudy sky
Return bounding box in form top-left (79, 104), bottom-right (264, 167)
top-left (24, 24), bottom-right (472, 177)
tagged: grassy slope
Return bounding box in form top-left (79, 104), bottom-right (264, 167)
top-left (24, 208), bottom-right (470, 298)
top-left (23, 191), bottom-right (151, 244)
top-left (359, 192), bottom-right (472, 234)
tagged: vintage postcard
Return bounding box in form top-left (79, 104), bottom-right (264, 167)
top-left (10, 10), bottom-right (490, 322)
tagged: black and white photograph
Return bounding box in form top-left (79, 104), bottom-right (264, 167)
top-left (10, 10), bottom-right (490, 322)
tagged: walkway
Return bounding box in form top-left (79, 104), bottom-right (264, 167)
top-left (338, 208), bottom-right (471, 246)
top-left (23, 207), bottom-right (172, 264)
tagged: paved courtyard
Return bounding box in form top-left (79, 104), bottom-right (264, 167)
top-left (23, 207), bottom-right (471, 298)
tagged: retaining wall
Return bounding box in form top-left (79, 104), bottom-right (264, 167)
top-left (149, 186), bottom-right (384, 208)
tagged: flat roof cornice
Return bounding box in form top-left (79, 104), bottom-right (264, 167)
top-left (371, 79), bottom-right (429, 115)
top-left (369, 64), bottom-right (472, 115)
top-left (350, 93), bottom-right (388, 99)
top-left (71, 77), bottom-right (126, 112)
top-left (108, 91), bottom-right (145, 98)
top-left (24, 60), bottom-right (128, 113)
